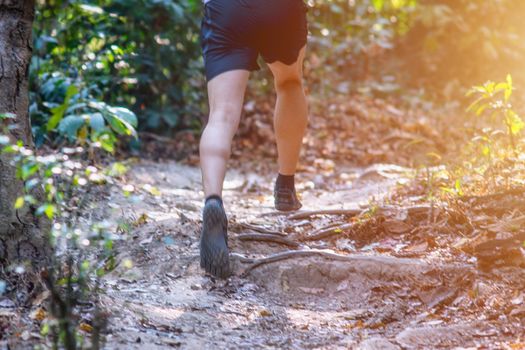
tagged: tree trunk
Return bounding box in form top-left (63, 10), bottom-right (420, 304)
top-left (0, 0), bottom-right (48, 299)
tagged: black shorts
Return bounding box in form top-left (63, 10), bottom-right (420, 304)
top-left (201, 0), bottom-right (308, 81)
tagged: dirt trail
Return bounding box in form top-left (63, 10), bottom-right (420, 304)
top-left (100, 160), bottom-right (519, 349)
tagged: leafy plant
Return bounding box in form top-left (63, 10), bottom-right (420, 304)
top-left (1, 135), bottom-right (134, 348)
top-left (395, 0), bottom-right (525, 95)
top-left (467, 74), bottom-right (523, 152)
top-left (34, 73), bottom-right (138, 152)
top-left (32, 0), bottom-right (204, 139)
top-left (305, 0), bottom-right (417, 96)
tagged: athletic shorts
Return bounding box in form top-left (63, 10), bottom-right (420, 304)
top-left (200, 0), bottom-right (308, 81)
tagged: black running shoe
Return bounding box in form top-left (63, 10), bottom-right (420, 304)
top-left (200, 198), bottom-right (231, 279)
top-left (274, 187), bottom-right (302, 212)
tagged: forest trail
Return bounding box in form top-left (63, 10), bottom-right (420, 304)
top-left (98, 159), bottom-right (519, 349)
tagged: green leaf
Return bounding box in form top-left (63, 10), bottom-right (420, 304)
top-left (47, 85), bottom-right (79, 131)
top-left (36, 204), bottom-right (56, 219)
top-left (475, 103), bottom-right (489, 116)
top-left (505, 74), bottom-right (513, 102)
top-left (107, 106), bottom-right (138, 128)
top-left (107, 162), bottom-right (128, 177)
top-left (58, 115), bottom-right (85, 140)
top-left (88, 102), bottom-right (137, 137)
top-left (466, 96), bottom-right (485, 113)
top-left (506, 109), bottom-right (524, 135)
top-left (485, 81), bottom-right (496, 95)
top-left (466, 86), bottom-right (486, 97)
top-left (79, 4), bottom-right (104, 14)
top-left (89, 113), bottom-right (105, 132)
top-left (372, 0), bottom-right (385, 11)
top-left (20, 163), bottom-right (39, 180)
top-left (494, 82), bottom-right (508, 94)
top-left (14, 197), bottom-right (25, 209)
top-left (0, 113), bottom-right (16, 120)
top-left (95, 133), bottom-right (116, 153)
top-left (105, 114), bottom-right (137, 137)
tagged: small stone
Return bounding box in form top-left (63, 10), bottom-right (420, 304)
top-left (0, 298), bottom-right (15, 308)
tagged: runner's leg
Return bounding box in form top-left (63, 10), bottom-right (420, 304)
top-left (199, 69), bottom-right (249, 279)
top-left (268, 46), bottom-right (307, 177)
top-left (200, 70), bottom-right (250, 198)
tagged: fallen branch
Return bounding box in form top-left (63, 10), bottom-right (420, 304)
top-left (240, 250), bottom-right (359, 276)
top-left (287, 209), bottom-right (362, 220)
top-left (236, 233), bottom-right (300, 248)
top-left (301, 222), bottom-right (355, 241)
top-left (234, 250), bottom-right (472, 279)
top-left (286, 205), bottom-right (435, 220)
top-left (459, 187), bottom-right (525, 204)
top-left (237, 222), bottom-right (286, 236)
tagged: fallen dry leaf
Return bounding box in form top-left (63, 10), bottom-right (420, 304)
top-left (79, 322), bottom-right (93, 333)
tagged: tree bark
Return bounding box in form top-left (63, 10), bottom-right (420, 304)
top-left (0, 0), bottom-right (48, 293)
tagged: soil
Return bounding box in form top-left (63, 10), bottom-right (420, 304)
top-left (2, 95), bottom-right (525, 349)
top-left (96, 160), bottom-right (525, 349)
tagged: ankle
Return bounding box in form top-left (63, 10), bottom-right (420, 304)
top-left (205, 194), bottom-right (223, 205)
top-left (275, 173), bottom-right (295, 191)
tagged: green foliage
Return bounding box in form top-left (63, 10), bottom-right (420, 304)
top-left (31, 0), bottom-right (525, 143)
top-left (302, 0), bottom-right (525, 98)
top-left (32, 0), bottom-right (204, 142)
top-left (395, 0), bottom-right (525, 93)
top-left (1, 137), bottom-right (134, 348)
top-left (434, 77), bottom-right (524, 200)
top-left (32, 73), bottom-right (137, 151)
top-left (467, 74), bottom-right (523, 151)
top-left (306, 0), bottom-right (417, 95)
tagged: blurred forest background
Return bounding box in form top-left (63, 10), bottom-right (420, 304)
top-left (31, 0), bottom-right (525, 151)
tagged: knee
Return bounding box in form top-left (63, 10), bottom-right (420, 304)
top-left (274, 75), bottom-right (303, 93)
top-left (207, 105), bottom-right (241, 127)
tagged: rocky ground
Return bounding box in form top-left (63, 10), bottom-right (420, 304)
top-left (3, 94), bottom-right (525, 349)
top-left (96, 159), bottom-right (525, 349)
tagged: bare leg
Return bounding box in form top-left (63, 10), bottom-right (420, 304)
top-left (199, 69), bottom-right (249, 279)
top-left (267, 47), bottom-right (307, 211)
top-left (267, 46), bottom-right (308, 176)
top-left (200, 70), bottom-right (250, 197)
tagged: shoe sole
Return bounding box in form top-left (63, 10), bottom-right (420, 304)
top-left (275, 202), bottom-right (302, 212)
top-left (200, 201), bottom-right (231, 279)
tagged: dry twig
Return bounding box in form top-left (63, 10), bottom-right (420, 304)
top-left (287, 209), bottom-right (362, 220)
top-left (301, 222), bottom-right (356, 241)
top-left (236, 233), bottom-right (300, 248)
top-left (237, 222), bottom-right (286, 236)
top-left (240, 249), bottom-right (358, 276)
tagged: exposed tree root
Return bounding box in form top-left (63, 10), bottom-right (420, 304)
top-left (283, 205), bottom-right (435, 221)
top-left (301, 222), bottom-right (356, 241)
top-left (235, 249), bottom-right (472, 278)
top-left (287, 209), bottom-right (362, 220)
top-left (459, 186), bottom-right (525, 204)
top-left (236, 222), bottom-right (286, 236)
top-left (236, 233), bottom-right (300, 248)
top-left (239, 250), bottom-right (357, 276)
